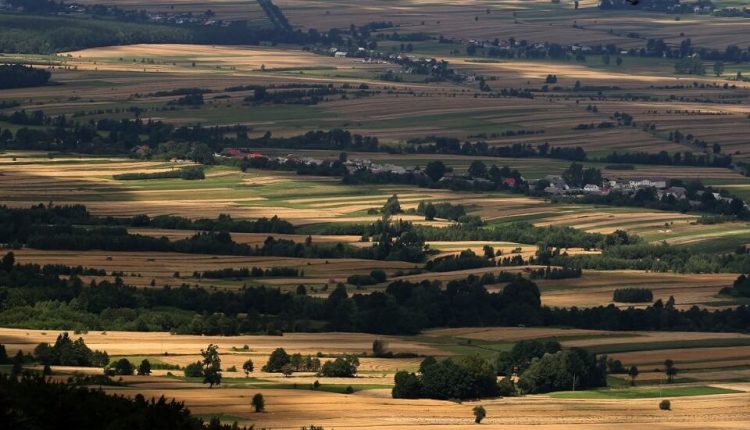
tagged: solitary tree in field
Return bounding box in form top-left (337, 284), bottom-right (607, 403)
top-left (664, 359), bottom-right (677, 383)
top-left (473, 405), bottom-right (486, 424)
top-left (201, 344), bottom-right (222, 388)
top-left (113, 358), bottom-right (134, 376)
top-left (242, 359), bottom-right (254, 377)
top-left (628, 365), bottom-right (639, 386)
top-left (372, 339), bottom-right (387, 357)
top-left (137, 359), bottom-right (152, 376)
top-left (713, 61), bottom-right (724, 77)
top-left (251, 393), bottom-right (265, 412)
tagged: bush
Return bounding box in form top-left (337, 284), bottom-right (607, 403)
top-left (370, 269), bottom-right (387, 283)
top-left (612, 288), bottom-right (653, 303)
top-left (184, 361), bottom-right (203, 378)
top-left (473, 405), bottom-right (486, 424)
top-left (659, 399), bottom-right (671, 410)
top-left (252, 393), bottom-right (265, 412)
top-left (346, 274), bottom-right (377, 286)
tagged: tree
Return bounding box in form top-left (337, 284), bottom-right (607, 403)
top-left (473, 405), bottom-right (486, 424)
top-left (419, 356), bottom-right (437, 374)
top-left (1, 251), bottom-right (14, 272)
top-left (383, 194), bottom-right (402, 215)
top-left (281, 364), bottom-right (294, 377)
top-left (201, 344), bottom-right (221, 388)
top-left (137, 359), bottom-right (152, 376)
top-left (184, 361), bottom-right (203, 377)
top-left (713, 61), bottom-right (724, 77)
top-left (664, 359), bottom-right (677, 383)
top-left (0, 344), bottom-right (9, 364)
top-left (112, 358), bottom-right (134, 376)
top-left (518, 349), bottom-right (606, 394)
top-left (318, 355), bottom-right (360, 377)
top-left (675, 56), bottom-right (705, 75)
top-left (392, 370), bottom-right (422, 398)
top-left (562, 162), bottom-right (584, 188)
top-left (263, 348), bottom-right (290, 373)
top-left (242, 359), bottom-right (254, 377)
top-left (628, 366), bottom-right (639, 386)
top-left (11, 350), bottom-right (23, 378)
top-left (372, 339), bottom-right (387, 357)
top-left (659, 399), bottom-right (671, 410)
top-left (251, 393), bottom-right (265, 412)
top-left (468, 161), bottom-right (488, 178)
top-left (424, 203), bottom-right (437, 221)
top-left (425, 160), bottom-right (447, 182)
top-left (616, 56), bottom-right (623, 66)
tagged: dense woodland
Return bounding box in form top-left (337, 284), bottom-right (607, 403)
top-left (0, 374), bottom-right (244, 430)
top-left (0, 64), bottom-right (51, 89)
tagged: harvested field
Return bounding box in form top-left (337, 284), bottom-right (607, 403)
top-left (2, 327), bottom-right (749, 429)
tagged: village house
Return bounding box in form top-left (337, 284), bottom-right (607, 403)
top-left (628, 178), bottom-right (667, 189)
top-left (658, 186), bottom-right (687, 200)
top-left (544, 175), bottom-right (569, 191)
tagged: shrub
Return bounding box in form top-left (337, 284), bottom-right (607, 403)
top-left (659, 399), bottom-right (671, 410)
top-left (612, 288), bottom-right (653, 303)
top-left (252, 393), bottom-right (265, 412)
top-left (184, 361), bottom-right (203, 378)
top-left (473, 405), bottom-right (486, 423)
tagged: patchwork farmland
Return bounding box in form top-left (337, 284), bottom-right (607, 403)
top-left (1, 1), bottom-right (750, 429)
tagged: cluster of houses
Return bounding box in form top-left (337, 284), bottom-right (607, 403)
top-left (540, 174), bottom-right (744, 207)
top-left (220, 149), bottom-right (414, 175)
top-left (541, 175), bottom-right (677, 197)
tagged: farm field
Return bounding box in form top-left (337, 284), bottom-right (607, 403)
top-left (274, 0), bottom-right (750, 48)
top-left (72, 0), bottom-right (272, 24)
top-left (2, 152), bottom-right (749, 252)
top-left (2, 1), bottom-right (750, 428)
top-left (1, 152), bottom-right (748, 310)
top-left (2, 327), bottom-right (750, 429)
top-left (2, 38), bottom-right (750, 155)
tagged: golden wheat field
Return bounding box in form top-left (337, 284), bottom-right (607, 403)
top-left (2, 328), bottom-right (749, 429)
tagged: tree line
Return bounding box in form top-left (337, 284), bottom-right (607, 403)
top-left (0, 64), bottom-right (51, 89)
top-left (2, 254), bottom-right (750, 335)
